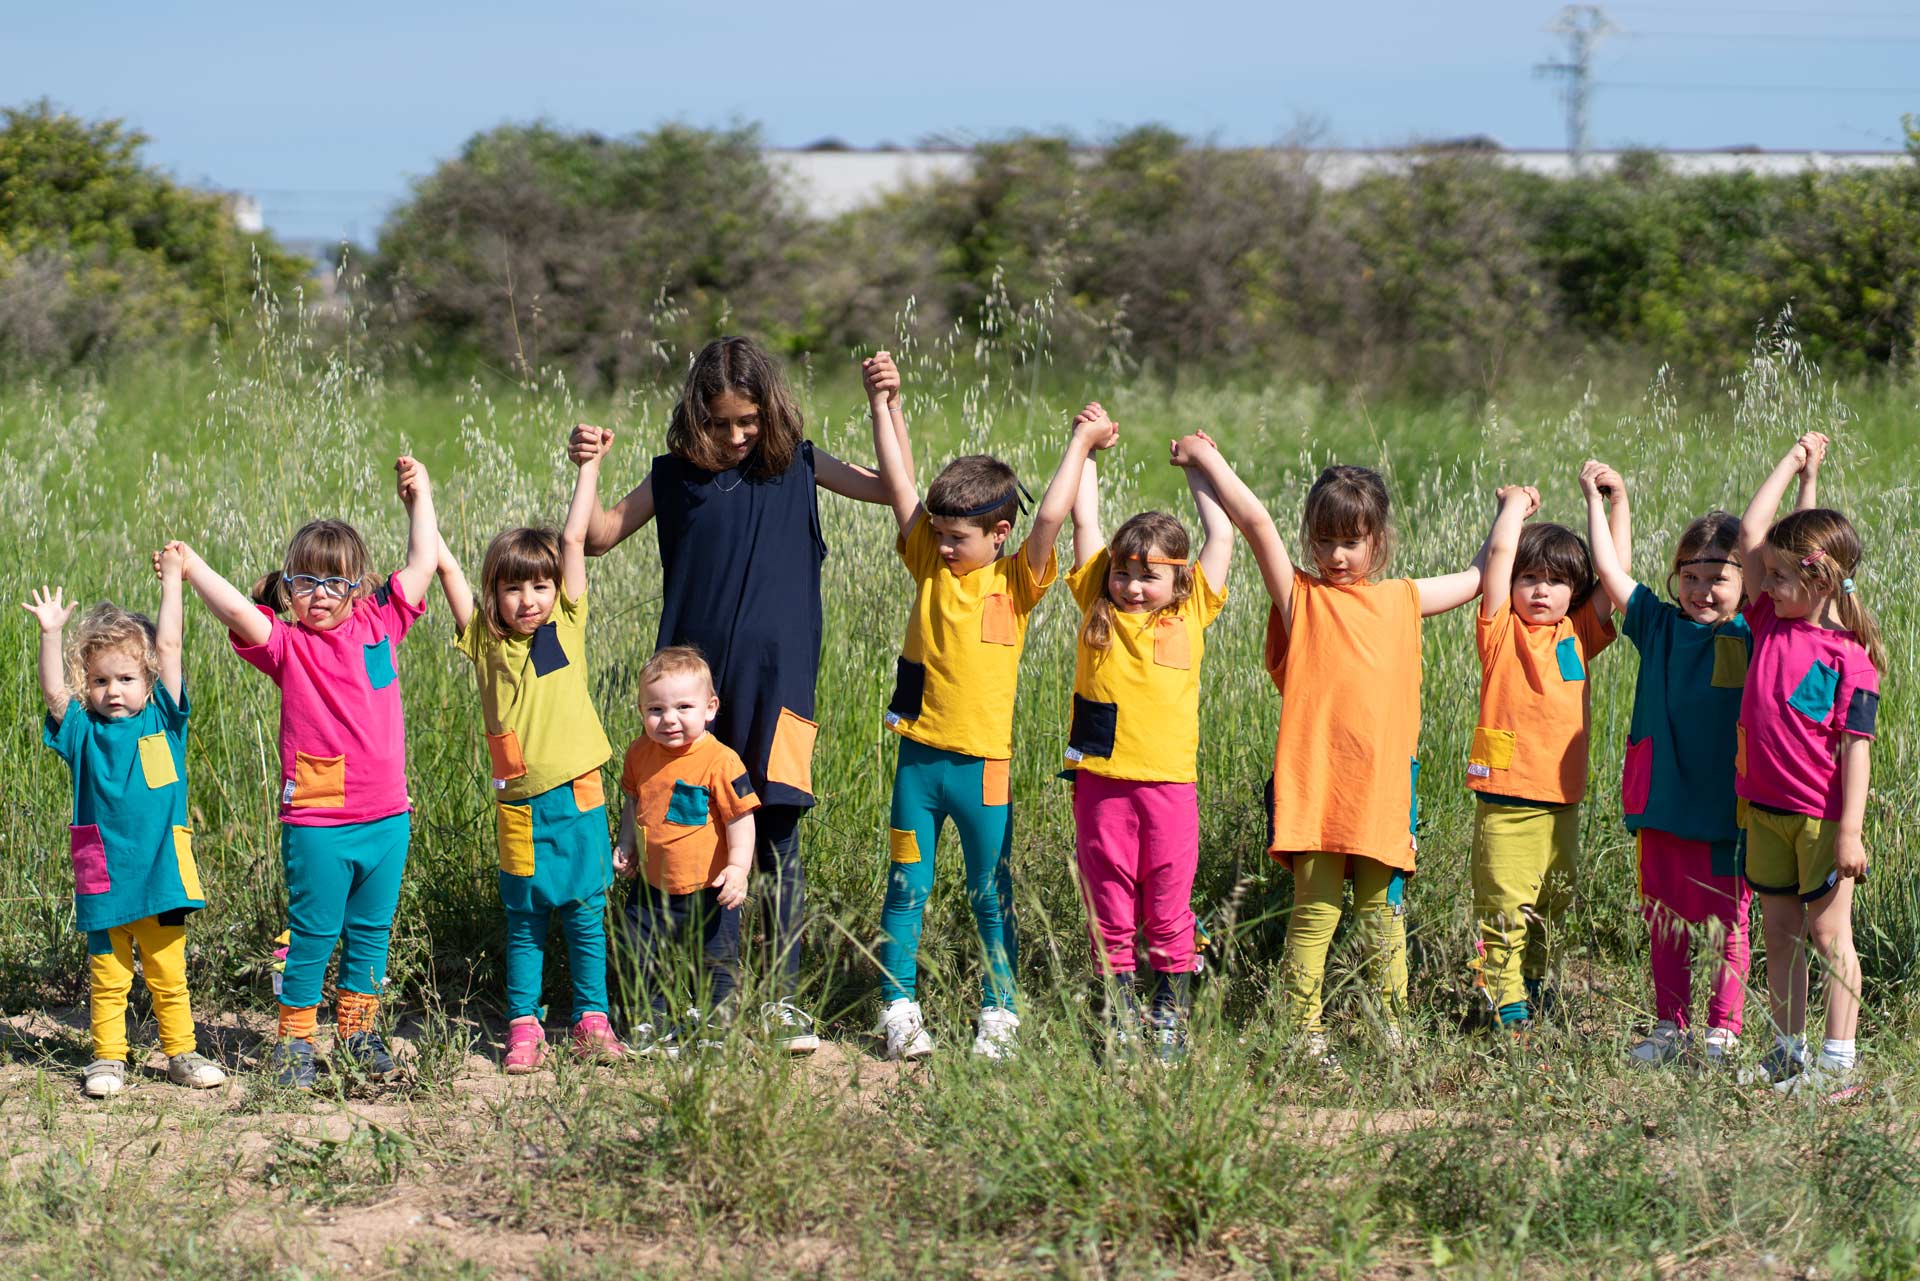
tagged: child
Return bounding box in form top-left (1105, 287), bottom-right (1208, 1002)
top-left (1582, 461), bottom-right (1757, 1066)
top-left (571, 336), bottom-right (900, 1052)
top-left (436, 438), bottom-right (622, 1072)
top-left (1178, 445), bottom-right (1497, 1065)
top-left (1735, 433), bottom-right (1879, 1098)
top-left (614, 646), bottom-right (760, 1057)
top-left (25, 559), bottom-right (227, 1098)
top-left (1064, 421), bottom-right (1233, 1063)
top-left (1468, 476), bottom-right (1628, 1032)
top-left (176, 456), bottom-right (440, 1088)
top-left (864, 351), bottom-right (1100, 1060)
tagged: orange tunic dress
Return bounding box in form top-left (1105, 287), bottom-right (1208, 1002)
top-left (1265, 575), bottom-right (1424, 872)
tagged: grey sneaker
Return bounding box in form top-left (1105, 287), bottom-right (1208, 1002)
top-left (1628, 1020), bottom-right (1688, 1068)
top-left (1774, 1058), bottom-right (1864, 1101)
top-left (265, 1037), bottom-right (319, 1090)
top-left (1702, 1027), bottom-right (1739, 1065)
top-left (1737, 1043), bottom-right (1805, 1087)
top-left (83, 1059), bottom-right (127, 1098)
top-left (167, 1051), bottom-right (228, 1089)
top-left (760, 1001), bottom-right (821, 1054)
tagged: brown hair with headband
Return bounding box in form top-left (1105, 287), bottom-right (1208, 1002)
top-left (1766, 508), bottom-right (1885, 672)
top-left (925, 454), bottom-right (1025, 534)
top-left (1082, 512), bottom-right (1193, 651)
top-left (251, 519), bottom-right (373, 614)
top-left (1666, 510), bottom-right (1744, 603)
top-left (1302, 465), bottom-right (1394, 580)
top-left (478, 527), bottom-right (563, 639)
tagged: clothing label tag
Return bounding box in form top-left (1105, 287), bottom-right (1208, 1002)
top-left (493, 777), bottom-right (507, 790)
top-left (883, 712), bottom-right (901, 728)
top-left (1466, 763), bottom-right (1491, 779)
top-left (1064, 748), bottom-right (1084, 763)
top-left (282, 780), bottom-right (296, 804)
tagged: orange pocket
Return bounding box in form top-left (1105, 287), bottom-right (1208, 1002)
top-left (982, 758), bottom-right (1011, 808)
top-left (1152, 617), bottom-right (1191, 670)
top-left (486, 730), bottom-right (527, 786)
top-left (981, 593), bottom-right (1017, 645)
top-left (289, 752), bottom-right (346, 808)
top-left (572, 770), bottom-right (605, 813)
top-left (767, 708), bottom-right (818, 797)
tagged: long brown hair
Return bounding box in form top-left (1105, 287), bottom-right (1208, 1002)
top-left (1302, 465), bottom-right (1394, 579)
top-left (478, 527), bottom-right (563, 639)
top-left (1665, 510), bottom-right (1743, 603)
top-left (1081, 512), bottom-right (1193, 651)
top-left (252, 519), bottom-right (373, 613)
top-left (666, 336), bottom-right (805, 478)
top-left (1766, 508), bottom-right (1886, 672)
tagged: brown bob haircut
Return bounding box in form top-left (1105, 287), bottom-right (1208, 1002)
top-left (1082, 511), bottom-right (1193, 651)
top-left (1512, 522), bottom-right (1598, 609)
top-left (926, 454), bottom-right (1023, 534)
top-left (252, 519), bottom-right (373, 613)
top-left (479, 527), bottom-right (564, 638)
top-left (1302, 464), bottom-right (1394, 578)
top-left (667, 336), bottom-right (806, 479)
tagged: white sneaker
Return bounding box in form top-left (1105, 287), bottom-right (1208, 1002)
top-left (83, 1059), bottom-right (126, 1098)
top-left (1305, 1031), bottom-right (1341, 1072)
top-left (760, 1001), bottom-right (821, 1054)
top-left (1774, 1056), bottom-right (1863, 1101)
top-left (878, 999), bottom-right (934, 1061)
top-left (1702, 1026), bottom-right (1738, 1065)
top-left (972, 1007), bottom-right (1020, 1060)
top-left (166, 1051), bottom-right (228, 1089)
top-left (1628, 1020), bottom-right (1688, 1067)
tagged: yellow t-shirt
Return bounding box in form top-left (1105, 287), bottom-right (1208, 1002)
top-left (1064, 552), bottom-right (1227, 782)
top-left (886, 515), bottom-right (1057, 761)
top-left (454, 587), bottom-right (613, 803)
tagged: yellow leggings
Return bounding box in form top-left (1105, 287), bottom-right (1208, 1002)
top-left (1469, 799), bottom-right (1578, 1015)
top-left (1281, 852), bottom-right (1408, 1033)
top-left (87, 915), bottom-right (195, 1061)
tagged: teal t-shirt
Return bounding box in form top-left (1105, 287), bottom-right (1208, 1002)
top-left (1620, 584), bottom-right (1751, 848)
top-left (43, 683), bottom-right (203, 933)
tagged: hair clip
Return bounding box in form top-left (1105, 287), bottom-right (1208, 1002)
top-left (1842, 577), bottom-right (1856, 594)
top-left (1800, 547), bottom-right (1828, 567)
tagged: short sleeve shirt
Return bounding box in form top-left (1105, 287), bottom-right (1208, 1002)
top-left (620, 733), bottom-right (762, 894)
top-left (1064, 553), bottom-right (1227, 783)
top-left (885, 516), bottom-right (1057, 760)
top-left (454, 587), bottom-right (612, 802)
top-left (1469, 600), bottom-right (1616, 805)
top-left (232, 573), bottom-right (425, 826)
top-left (43, 683), bottom-right (203, 932)
top-left (1620, 584), bottom-right (1751, 843)
top-left (1737, 593), bottom-right (1879, 821)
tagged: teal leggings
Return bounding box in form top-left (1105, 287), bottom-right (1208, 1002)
top-left (879, 738), bottom-right (1017, 1008)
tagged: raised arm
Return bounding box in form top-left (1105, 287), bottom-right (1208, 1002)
top-left (177, 545), bottom-right (273, 648)
top-left (1794, 430), bottom-right (1827, 512)
top-left (1070, 447), bottom-right (1104, 571)
top-left (863, 351), bottom-right (921, 533)
top-left (393, 455), bottom-right (441, 607)
top-left (20, 586), bottom-right (75, 723)
top-left (1741, 433), bottom-right (1825, 567)
top-left (154, 542), bottom-right (186, 703)
top-left (1478, 485), bottom-right (1539, 619)
top-left (1181, 434), bottom-right (1235, 588)
top-left (1027, 405), bottom-right (1118, 576)
top-left (569, 423), bottom-right (654, 555)
top-left (1580, 462), bottom-right (1637, 615)
top-left (435, 533), bottom-right (475, 635)
top-left (1590, 461), bottom-right (1631, 621)
top-left (561, 434), bottom-right (604, 602)
top-left (1170, 433), bottom-right (1293, 630)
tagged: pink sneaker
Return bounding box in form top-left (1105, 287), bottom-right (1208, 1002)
top-left (503, 1020), bottom-right (548, 1075)
top-left (571, 1012), bottom-right (627, 1061)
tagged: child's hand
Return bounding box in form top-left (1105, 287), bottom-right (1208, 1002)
top-left (19, 586), bottom-right (75, 634)
top-left (1072, 403), bottom-right (1120, 450)
top-left (1794, 431), bottom-right (1829, 477)
top-left (1169, 432), bottom-right (1217, 467)
top-left (1497, 484), bottom-right (1541, 517)
top-left (1578, 460), bottom-right (1624, 502)
top-left (712, 863), bottom-right (749, 910)
top-left (153, 541), bottom-right (189, 581)
top-left (1835, 830), bottom-right (1867, 880)
top-left (570, 424), bottom-right (613, 466)
top-left (395, 455), bottom-right (431, 506)
top-left (612, 843), bottom-right (636, 879)
top-left (862, 351), bottom-right (902, 408)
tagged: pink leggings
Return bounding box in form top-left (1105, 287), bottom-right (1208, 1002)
top-left (1073, 774), bottom-right (1199, 974)
top-left (1638, 828), bottom-right (1752, 1031)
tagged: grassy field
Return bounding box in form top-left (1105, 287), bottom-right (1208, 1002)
top-left (1, 307), bottom-right (1917, 1279)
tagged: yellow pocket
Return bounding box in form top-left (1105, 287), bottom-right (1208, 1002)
top-left (767, 708), bottom-right (818, 797)
top-left (138, 734), bottom-right (179, 789)
top-left (172, 826), bottom-right (203, 900)
top-left (1712, 635), bottom-right (1749, 689)
top-left (889, 828), bottom-right (921, 864)
top-left (982, 757), bottom-right (1011, 808)
top-left (980, 593), bottom-right (1017, 646)
top-left (496, 803), bottom-right (535, 877)
top-left (1152, 617), bottom-right (1191, 670)
top-left (486, 730), bottom-right (527, 786)
top-left (572, 770), bottom-right (605, 813)
top-left (1469, 726), bottom-right (1517, 772)
top-left (290, 752), bottom-right (346, 808)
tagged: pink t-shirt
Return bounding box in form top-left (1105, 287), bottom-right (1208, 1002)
top-left (1736, 593), bottom-right (1879, 821)
top-left (232, 573), bottom-right (425, 826)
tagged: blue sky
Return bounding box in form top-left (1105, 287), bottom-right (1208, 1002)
top-left (13, 1), bottom-right (1919, 242)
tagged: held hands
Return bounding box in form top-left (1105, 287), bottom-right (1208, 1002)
top-left (612, 842), bottom-right (636, 879)
top-left (1791, 431), bottom-right (1829, 477)
top-left (20, 586), bottom-right (75, 634)
top-left (395, 455), bottom-right (431, 506)
top-left (862, 351), bottom-right (902, 408)
top-left (1168, 431), bottom-right (1218, 467)
top-left (712, 862), bottom-right (749, 910)
top-left (1071, 402), bottom-right (1120, 450)
top-left (570, 423), bottom-right (613, 467)
top-left (1578, 460), bottom-right (1625, 503)
top-left (1497, 484), bottom-right (1542, 518)
top-left (153, 540), bottom-right (190, 582)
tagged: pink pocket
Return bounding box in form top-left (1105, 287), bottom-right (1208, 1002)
top-left (69, 825), bottom-right (110, 896)
top-left (1621, 737), bottom-right (1653, 816)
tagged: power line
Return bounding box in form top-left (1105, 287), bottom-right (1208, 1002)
top-left (1608, 3), bottom-right (1920, 19)
top-left (1627, 28), bottom-right (1920, 42)
top-left (1598, 80), bottom-right (1920, 94)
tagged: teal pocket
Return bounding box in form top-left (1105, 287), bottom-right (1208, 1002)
top-left (1554, 636), bottom-right (1585, 682)
top-left (1787, 661), bottom-right (1839, 722)
top-left (665, 780), bottom-right (711, 827)
top-left (363, 638), bottom-right (397, 690)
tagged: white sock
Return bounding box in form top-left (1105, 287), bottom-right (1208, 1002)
top-left (1820, 1038), bottom-right (1857, 1070)
top-left (1775, 1032), bottom-right (1807, 1061)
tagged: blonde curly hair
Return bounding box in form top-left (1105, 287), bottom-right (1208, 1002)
top-left (66, 602), bottom-right (158, 701)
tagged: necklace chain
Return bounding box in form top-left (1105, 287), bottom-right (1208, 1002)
top-left (714, 469), bottom-right (745, 493)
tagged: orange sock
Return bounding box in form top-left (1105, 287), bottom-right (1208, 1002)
top-left (278, 1004), bottom-right (319, 1042)
top-left (335, 991), bottom-right (379, 1038)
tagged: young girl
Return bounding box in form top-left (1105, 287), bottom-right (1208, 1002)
top-left (1064, 420), bottom-right (1233, 1063)
top-left (1735, 433), bottom-right (1879, 1098)
top-left (1177, 444), bottom-right (1497, 1065)
top-left (571, 336), bottom-right (898, 1052)
top-left (1468, 478), bottom-right (1628, 1032)
top-left (437, 439), bottom-right (623, 1072)
top-left (25, 556), bottom-right (227, 1098)
top-left (1582, 461), bottom-right (1759, 1066)
top-left (177, 456), bottom-right (441, 1088)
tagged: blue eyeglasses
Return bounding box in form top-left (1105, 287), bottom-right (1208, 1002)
top-left (283, 573), bottom-right (362, 599)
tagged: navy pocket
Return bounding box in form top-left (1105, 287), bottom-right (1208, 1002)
top-left (666, 780), bottom-right (710, 827)
top-left (1067, 694), bottom-right (1118, 760)
top-left (363, 638), bottom-right (397, 690)
top-left (887, 658), bottom-right (926, 721)
top-left (529, 622), bottom-right (569, 677)
top-left (1788, 660), bottom-right (1839, 722)
top-left (1554, 636), bottom-right (1585, 682)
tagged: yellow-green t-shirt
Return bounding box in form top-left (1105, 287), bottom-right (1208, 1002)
top-left (1064, 553), bottom-right (1227, 783)
top-left (454, 587), bottom-right (612, 802)
top-left (885, 515), bottom-right (1057, 760)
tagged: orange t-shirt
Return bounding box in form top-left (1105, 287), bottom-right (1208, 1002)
top-left (618, 733), bottom-right (761, 895)
top-left (1468, 601), bottom-right (1616, 805)
top-left (1266, 575), bottom-right (1424, 872)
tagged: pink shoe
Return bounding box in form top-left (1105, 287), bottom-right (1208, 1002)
top-left (503, 1020), bottom-right (548, 1075)
top-left (571, 1012), bottom-right (627, 1060)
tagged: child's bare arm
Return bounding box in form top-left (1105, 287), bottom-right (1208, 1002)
top-left (154, 542), bottom-right (186, 703)
top-left (1835, 736), bottom-right (1870, 879)
top-left (1580, 462), bottom-right (1637, 614)
top-left (177, 545), bottom-right (273, 648)
top-left (1170, 434), bottom-right (1294, 631)
top-left (20, 586), bottom-right (74, 722)
top-left (562, 433), bottom-right (604, 602)
top-left (1183, 434), bottom-right (1235, 588)
top-left (436, 534), bottom-right (475, 634)
top-left (1070, 449), bottom-right (1104, 572)
top-left (714, 812), bottom-right (755, 909)
top-left (613, 800), bottom-right (639, 879)
top-left (1027, 405), bottom-right (1119, 575)
top-left (1741, 433), bottom-right (1826, 567)
top-left (1794, 431), bottom-right (1826, 512)
top-left (863, 351), bottom-right (921, 534)
top-left (569, 421), bottom-right (655, 555)
top-left (1590, 462), bottom-right (1631, 620)
top-left (1478, 485), bottom-right (1539, 619)
top-left (394, 455), bottom-right (442, 607)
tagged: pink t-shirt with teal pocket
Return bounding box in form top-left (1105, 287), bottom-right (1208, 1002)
top-left (232, 573), bottom-right (426, 826)
top-left (1736, 593), bottom-right (1879, 821)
